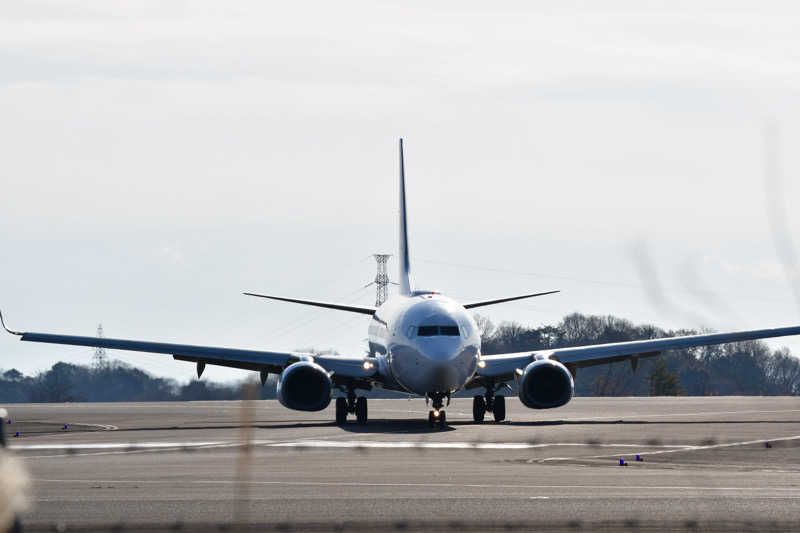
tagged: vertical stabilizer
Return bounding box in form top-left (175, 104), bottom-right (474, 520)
top-left (398, 138), bottom-right (414, 296)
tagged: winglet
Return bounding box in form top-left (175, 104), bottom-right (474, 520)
top-left (398, 138), bottom-right (414, 296)
top-left (0, 309), bottom-right (22, 336)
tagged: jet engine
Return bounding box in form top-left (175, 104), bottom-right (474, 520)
top-left (517, 359), bottom-right (574, 409)
top-left (277, 361), bottom-right (332, 411)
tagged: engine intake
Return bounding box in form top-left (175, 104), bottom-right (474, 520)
top-left (518, 359), bottom-right (574, 409)
top-left (277, 361), bottom-right (332, 412)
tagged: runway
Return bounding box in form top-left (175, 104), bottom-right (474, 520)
top-left (6, 396), bottom-right (800, 531)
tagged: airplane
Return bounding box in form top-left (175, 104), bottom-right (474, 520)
top-left (3, 138), bottom-right (800, 428)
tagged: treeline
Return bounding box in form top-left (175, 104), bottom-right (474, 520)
top-left (0, 361), bottom-right (277, 403)
top-left (478, 313), bottom-right (800, 396)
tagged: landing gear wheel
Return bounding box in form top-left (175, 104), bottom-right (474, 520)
top-left (355, 397), bottom-right (368, 425)
top-left (493, 395), bottom-right (506, 422)
top-left (335, 397), bottom-right (347, 425)
top-left (428, 409), bottom-right (446, 428)
top-left (472, 395), bottom-right (486, 423)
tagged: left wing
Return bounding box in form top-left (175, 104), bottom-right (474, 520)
top-left (0, 309), bottom-right (376, 380)
top-left (478, 324), bottom-right (800, 382)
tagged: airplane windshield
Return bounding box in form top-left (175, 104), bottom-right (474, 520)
top-left (417, 325), bottom-right (460, 337)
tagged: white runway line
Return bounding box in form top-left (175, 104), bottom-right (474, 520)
top-left (538, 434), bottom-right (800, 463)
top-left (11, 441), bottom-right (225, 450)
top-left (550, 408), bottom-right (800, 422)
top-left (264, 440), bottom-right (691, 450)
top-left (30, 477), bottom-right (800, 493)
top-left (12, 440), bottom-right (689, 453)
top-left (17, 420), bottom-right (119, 431)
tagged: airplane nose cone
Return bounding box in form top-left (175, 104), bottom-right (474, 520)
top-left (429, 364), bottom-right (459, 390)
top-left (425, 344), bottom-right (464, 362)
top-left (388, 342), bottom-right (479, 395)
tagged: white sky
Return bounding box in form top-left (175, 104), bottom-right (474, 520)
top-left (1, 1), bottom-right (799, 383)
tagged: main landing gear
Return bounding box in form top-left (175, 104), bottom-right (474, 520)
top-left (473, 388), bottom-right (505, 423)
top-left (427, 393), bottom-right (448, 429)
top-left (335, 393), bottom-right (368, 425)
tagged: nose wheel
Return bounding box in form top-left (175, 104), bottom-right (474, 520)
top-left (427, 393), bottom-right (448, 429)
top-left (428, 409), bottom-right (447, 428)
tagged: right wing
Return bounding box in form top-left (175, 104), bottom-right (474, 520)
top-left (0, 310), bottom-right (376, 380)
top-left (243, 292), bottom-right (376, 315)
top-left (478, 324), bottom-right (800, 382)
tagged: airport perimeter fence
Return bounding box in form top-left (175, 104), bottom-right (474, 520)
top-left (3, 391), bottom-right (800, 533)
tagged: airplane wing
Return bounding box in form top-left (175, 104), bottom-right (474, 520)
top-left (462, 290), bottom-right (560, 309)
top-left (243, 292), bottom-right (376, 315)
top-left (477, 324), bottom-right (800, 382)
top-left (0, 310), bottom-right (376, 381)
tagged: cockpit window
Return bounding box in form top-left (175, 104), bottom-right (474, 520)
top-left (416, 325), bottom-right (460, 337)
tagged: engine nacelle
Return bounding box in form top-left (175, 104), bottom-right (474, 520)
top-left (517, 359), bottom-right (574, 409)
top-left (277, 361), bottom-right (332, 412)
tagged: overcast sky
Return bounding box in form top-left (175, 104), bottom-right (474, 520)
top-left (2, 1), bottom-right (799, 383)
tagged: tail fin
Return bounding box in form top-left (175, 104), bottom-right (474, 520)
top-left (398, 138), bottom-right (414, 296)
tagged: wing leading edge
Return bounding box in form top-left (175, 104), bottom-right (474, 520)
top-left (0, 310), bottom-right (376, 380)
top-left (463, 290), bottom-right (560, 309)
top-left (478, 324), bottom-right (800, 381)
top-left (243, 292), bottom-right (376, 315)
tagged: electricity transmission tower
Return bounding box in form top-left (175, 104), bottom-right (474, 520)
top-left (365, 254), bottom-right (392, 306)
top-left (92, 324), bottom-right (108, 370)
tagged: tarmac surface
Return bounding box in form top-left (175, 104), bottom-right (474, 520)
top-left (4, 396), bottom-right (800, 531)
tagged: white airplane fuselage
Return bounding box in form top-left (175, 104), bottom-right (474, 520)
top-left (367, 291), bottom-right (481, 396)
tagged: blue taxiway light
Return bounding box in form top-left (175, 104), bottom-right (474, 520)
top-left (635, 454), bottom-right (642, 461)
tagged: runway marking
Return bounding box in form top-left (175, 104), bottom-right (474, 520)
top-left (264, 440), bottom-right (691, 450)
top-left (14, 432), bottom-right (399, 458)
top-left (11, 441), bottom-right (224, 450)
top-left (70, 422), bottom-right (118, 431)
top-left (13, 420), bottom-right (119, 431)
top-left (13, 439), bottom-right (690, 455)
top-left (538, 434), bottom-right (800, 463)
top-left (548, 408), bottom-right (800, 422)
top-left (30, 478), bottom-right (800, 493)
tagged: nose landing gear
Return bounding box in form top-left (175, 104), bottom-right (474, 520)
top-left (427, 393), bottom-right (448, 429)
top-left (428, 408), bottom-right (447, 428)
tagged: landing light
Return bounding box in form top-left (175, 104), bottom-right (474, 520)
top-left (362, 361), bottom-right (374, 370)
top-left (433, 409), bottom-right (440, 418)
top-left (477, 360), bottom-right (486, 369)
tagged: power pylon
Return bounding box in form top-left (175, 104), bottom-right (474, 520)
top-left (92, 324), bottom-right (108, 369)
top-left (367, 254), bottom-right (392, 306)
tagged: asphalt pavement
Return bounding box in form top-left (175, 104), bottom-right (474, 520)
top-left (5, 396), bottom-right (800, 532)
